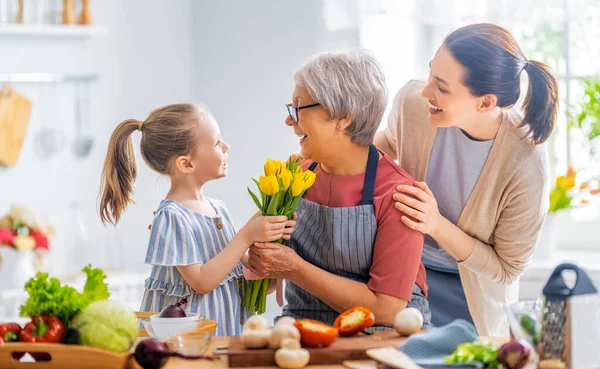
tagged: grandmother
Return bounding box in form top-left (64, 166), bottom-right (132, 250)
top-left (247, 49), bottom-right (431, 328)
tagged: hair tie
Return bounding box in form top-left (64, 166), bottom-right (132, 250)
top-left (521, 60), bottom-right (532, 74)
top-left (138, 120), bottom-right (144, 132)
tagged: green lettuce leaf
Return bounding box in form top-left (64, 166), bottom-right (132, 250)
top-left (19, 264), bottom-right (110, 324)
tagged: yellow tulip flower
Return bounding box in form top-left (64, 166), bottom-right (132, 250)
top-left (259, 175), bottom-right (280, 195)
top-left (556, 175), bottom-right (575, 190)
top-left (279, 169), bottom-right (293, 190)
top-left (291, 177), bottom-right (306, 197)
top-left (303, 171), bottom-right (316, 190)
top-left (264, 159), bottom-right (282, 176)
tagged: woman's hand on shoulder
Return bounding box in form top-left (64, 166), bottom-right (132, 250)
top-left (393, 181), bottom-right (442, 236)
top-left (239, 211), bottom-right (296, 245)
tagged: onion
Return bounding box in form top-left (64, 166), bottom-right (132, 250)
top-left (498, 339), bottom-right (532, 369)
top-left (133, 338), bottom-right (219, 369)
top-left (159, 297), bottom-right (189, 318)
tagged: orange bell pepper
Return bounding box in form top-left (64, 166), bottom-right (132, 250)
top-left (294, 319), bottom-right (338, 348)
top-left (333, 306), bottom-right (375, 337)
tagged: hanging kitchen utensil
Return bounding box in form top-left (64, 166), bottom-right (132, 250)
top-left (34, 83), bottom-right (65, 160)
top-left (540, 263), bottom-right (600, 369)
top-left (0, 84), bottom-right (33, 167)
top-left (73, 81), bottom-right (94, 158)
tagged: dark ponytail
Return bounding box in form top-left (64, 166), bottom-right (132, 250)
top-left (522, 60), bottom-right (558, 145)
top-left (444, 23), bottom-right (559, 145)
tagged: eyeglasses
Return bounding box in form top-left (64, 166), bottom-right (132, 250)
top-left (286, 103), bottom-right (321, 123)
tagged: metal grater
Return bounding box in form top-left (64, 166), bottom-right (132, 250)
top-left (541, 263), bottom-right (600, 369)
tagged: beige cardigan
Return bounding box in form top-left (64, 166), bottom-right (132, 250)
top-left (374, 80), bottom-right (550, 336)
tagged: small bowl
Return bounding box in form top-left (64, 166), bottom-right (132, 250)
top-left (505, 299), bottom-right (543, 347)
top-left (150, 312), bottom-right (201, 324)
top-left (142, 316), bottom-right (204, 340)
top-left (165, 332), bottom-right (211, 356)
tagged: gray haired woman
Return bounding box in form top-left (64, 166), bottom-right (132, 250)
top-left (247, 49), bottom-right (432, 328)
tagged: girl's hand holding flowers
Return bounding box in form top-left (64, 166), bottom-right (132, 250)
top-left (240, 212), bottom-right (296, 244)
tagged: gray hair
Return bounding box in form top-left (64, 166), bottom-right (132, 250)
top-left (294, 48), bottom-right (388, 146)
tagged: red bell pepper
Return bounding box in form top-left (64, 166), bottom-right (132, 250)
top-left (19, 315), bottom-right (65, 343)
top-left (333, 306), bottom-right (375, 337)
top-left (294, 319), bottom-right (338, 348)
top-left (0, 324), bottom-right (25, 361)
top-left (0, 322), bottom-right (21, 342)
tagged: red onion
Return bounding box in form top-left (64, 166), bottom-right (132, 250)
top-left (498, 339), bottom-right (532, 369)
top-left (133, 338), bottom-right (218, 369)
top-left (159, 297), bottom-right (188, 318)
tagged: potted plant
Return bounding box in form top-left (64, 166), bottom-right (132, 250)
top-left (0, 205), bottom-right (53, 290)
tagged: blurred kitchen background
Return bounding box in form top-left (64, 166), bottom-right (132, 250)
top-left (1, 0), bottom-right (600, 323)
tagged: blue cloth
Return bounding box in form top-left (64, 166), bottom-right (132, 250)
top-left (140, 199), bottom-right (247, 336)
top-left (397, 319), bottom-right (481, 369)
top-left (426, 266), bottom-right (473, 327)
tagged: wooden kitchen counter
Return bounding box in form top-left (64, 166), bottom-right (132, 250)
top-left (162, 335), bottom-right (507, 369)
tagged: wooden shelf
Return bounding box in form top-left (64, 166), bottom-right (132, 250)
top-left (0, 24), bottom-right (108, 38)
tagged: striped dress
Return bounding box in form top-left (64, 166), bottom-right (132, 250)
top-left (139, 199), bottom-right (247, 336)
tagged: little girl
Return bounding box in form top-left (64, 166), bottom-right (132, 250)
top-left (98, 103), bottom-right (294, 335)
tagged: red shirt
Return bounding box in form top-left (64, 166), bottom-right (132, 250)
top-left (301, 151), bottom-right (428, 302)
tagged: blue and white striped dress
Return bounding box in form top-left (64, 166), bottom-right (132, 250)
top-left (139, 199), bottom-right (247, 336)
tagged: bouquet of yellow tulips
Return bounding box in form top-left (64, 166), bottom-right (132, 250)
top-left (549, 166), bottom-right (600, 213)
top-left (242, 158), bottom-right (317, 314)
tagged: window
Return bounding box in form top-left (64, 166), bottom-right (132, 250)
top-left (358, 0), bottom-right (600, 249)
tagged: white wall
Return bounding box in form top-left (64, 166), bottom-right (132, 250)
top-left (192, 0), bottom-right (325, 227)
top-left (0, 0), bottom-right (195, 276)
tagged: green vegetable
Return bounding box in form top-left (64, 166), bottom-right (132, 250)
top-left (71, 300), bottom-right (138, 353)
top-left (532, 331), bottom-right (540, 347)
top-left (520, 315), bottom-right (536, 337)
top-left (445, 341), bottom-right (501, 369)
top-left (19, 265), bottom-right (110, 324)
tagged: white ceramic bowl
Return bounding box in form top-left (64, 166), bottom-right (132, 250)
top-left (143, 314), bottom-right (203, 340)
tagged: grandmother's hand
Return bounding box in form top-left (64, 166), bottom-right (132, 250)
top-left (393, 181), bottom-right (442, 236)
top-left (247, 242), bottom-right (302, 280)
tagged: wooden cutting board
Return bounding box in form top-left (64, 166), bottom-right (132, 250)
top-left (227, 331), bottom-right (408, 367)
top-left (0, 85), bottom-right (32, 167)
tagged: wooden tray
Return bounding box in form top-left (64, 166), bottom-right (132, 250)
top-left (0, 315), bottom-right (219, 369)
top-left (227, 331), bottom-right (408, 367)
top-left (0, 343), bottom-right (134, 369)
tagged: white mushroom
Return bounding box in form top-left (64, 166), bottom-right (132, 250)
top-left (243, 315), bottom-right (270, 331)
top-left (394, 308), bottom-right (423, 336)
top-left (269, 321), bottom-right (301, 349)
top-left (241, 315), bottom-right (271, 349)
top-left (275, 338), bottom-right (310, 369)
